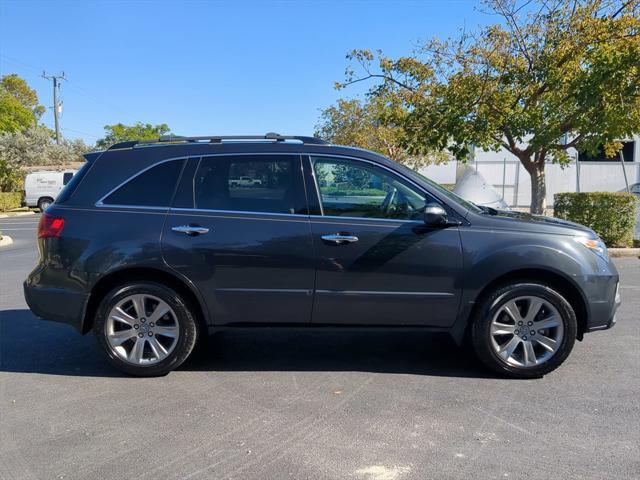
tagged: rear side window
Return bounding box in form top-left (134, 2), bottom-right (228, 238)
top-left (63, 172), bottom-right (74, 185)
top-left (102, 159), bottom-right (185, 207)
top-left (56, 161), bottom-right (92, 204)
top-left (193, 155), bottom-right (305, 214)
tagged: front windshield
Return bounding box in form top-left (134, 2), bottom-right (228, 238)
top-left (410, 170), bottom-right (482, 213)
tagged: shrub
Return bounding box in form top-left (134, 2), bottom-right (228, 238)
top-left (554, 192), bottom-right (638, 247)
top-left (0, 191), bottom-right (22, 211)
top-left (322, 186), bottom-right (387, 197)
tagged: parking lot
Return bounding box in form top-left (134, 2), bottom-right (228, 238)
top-left (1, 213), bottom-right (638, 480)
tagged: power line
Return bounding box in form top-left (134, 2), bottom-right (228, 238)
top-left (0, 54), bottom-right (43, 74)
top-left (1, 54), bottom-right (138, 127)
top-left (61, 127), bottom-right (100, 139)
top-left (64, 79), bottom-right (139, 122)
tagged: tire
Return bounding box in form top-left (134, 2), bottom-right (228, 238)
top-left (38, 197), bottom-right (54, 212)
top-left (471, 282), bottom-right (577, 379)
top-left (94, 282), bottom-right (198, 376)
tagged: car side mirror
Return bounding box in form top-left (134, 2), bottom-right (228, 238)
top-left (423, 203), bottom-right (448, 226)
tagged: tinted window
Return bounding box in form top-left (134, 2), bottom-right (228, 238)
top-left (63, 172), bottom-right (74, 185)
top-left (194, 155), bottom-right (304, 214)
top-left (312, 156), bottom-right (428, 220)
top-left (56, 161), bottom-right (92, 204)
top-left (103, 159), bottom-right (185, 206)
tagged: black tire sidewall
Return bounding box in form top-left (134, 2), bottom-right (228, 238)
top-left (472, 283), bottom-right (577, 378)
top-left (38, 198), bottom-right (53, 212)
top-left (94, 282), bottom-right (198, 376)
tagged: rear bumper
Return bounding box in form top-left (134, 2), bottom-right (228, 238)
top-left (23, 281), bottom-right (89, 332)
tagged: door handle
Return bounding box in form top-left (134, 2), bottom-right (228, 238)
top-left (321, 233), bottom-right (359, 245)
top-left (171, 225), bottom-right (210, 236)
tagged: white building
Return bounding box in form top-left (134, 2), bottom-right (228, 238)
top-left (420, 135), bottom-right (640, 208)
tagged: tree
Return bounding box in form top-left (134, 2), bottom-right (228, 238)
top-left (0, 74), bottom-right (45, 133)
top-left (96, 122), bottom-right (171, 149)
top-left (0, 126), bottom-right (91, 191)
top-left (315, 97), bottom-right (448, 170)
top-left (338, 0), bottom-right (640, 213)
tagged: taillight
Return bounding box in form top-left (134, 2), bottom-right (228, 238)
top-left (38, 213), bottom-right (65, 238)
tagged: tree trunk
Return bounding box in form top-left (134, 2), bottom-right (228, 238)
top-left (518, 151), bottom-right (547, 215)
top-left (529, 164), bottom-right (546, 215)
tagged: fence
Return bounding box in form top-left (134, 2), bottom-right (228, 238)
top-left (421, 159), bottom-right (640, 208)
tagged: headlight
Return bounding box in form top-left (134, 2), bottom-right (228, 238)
top-left (574, 236), bottom-right (608, 260)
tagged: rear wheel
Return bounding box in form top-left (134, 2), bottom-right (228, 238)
top-left (38, 197), bottom-right (54, 212)
top-left (94, 282), bottom-right (198, 376)
top-left (471, 282), bottom-right (577, 378)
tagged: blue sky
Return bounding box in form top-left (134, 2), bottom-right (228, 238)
top-left (0, 0), bottom-right (486, 144)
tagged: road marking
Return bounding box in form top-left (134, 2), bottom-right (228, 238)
top-left (0, 228), bottom-right (36, 231)
top-left (0, 222), bottom-right (38, 225)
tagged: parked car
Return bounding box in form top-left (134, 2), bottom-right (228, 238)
top-left (24, 134), bottom-right (620, 378)
top-left (24, 170), bottom-right (78, 212)
top-left (229, 176), bottom-right (262, 187)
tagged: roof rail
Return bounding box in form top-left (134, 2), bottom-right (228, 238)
top-left (107, 133), bottom-right (327, 150)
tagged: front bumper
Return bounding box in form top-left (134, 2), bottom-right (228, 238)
top-left (584, 278), bottom-right (620, 333)
top-left (23, 281), bottom-right (89, 332)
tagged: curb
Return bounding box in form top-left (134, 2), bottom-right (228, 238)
top-left (609, 248), bottom-right (640, 258)
top-left (0, 211), bottom-right (36, 218)
top-left (0, 235), bottom-right (14, 248)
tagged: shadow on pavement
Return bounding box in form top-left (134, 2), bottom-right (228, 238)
top-left (1, 308), bottom-right (496, 379)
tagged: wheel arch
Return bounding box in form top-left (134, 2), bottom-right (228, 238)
top-left (463, 268), bottom-right (588, 342)
top-left (82, 266), bottom-right (208, 334)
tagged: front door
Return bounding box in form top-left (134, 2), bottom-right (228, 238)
top-left (162, 154), bottom-right (315, 325)
top-left (306, 155), bottom-right (463, 327)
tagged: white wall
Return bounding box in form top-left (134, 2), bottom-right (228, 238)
top-left (419, 135), bottom-right (640, 207)
top-left (418, 162), bottom-right (457, 184)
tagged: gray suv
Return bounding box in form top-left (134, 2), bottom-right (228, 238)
top-left (24, 134), bottom-right (620, 378)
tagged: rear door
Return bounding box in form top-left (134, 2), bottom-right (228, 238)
top-left (305, 155), bottom-right (464, 327)
top-left (162, 154), bottom-right (315, 325)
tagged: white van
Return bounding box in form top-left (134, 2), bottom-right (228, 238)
top-left (24, 170), bottom-right (77, 212)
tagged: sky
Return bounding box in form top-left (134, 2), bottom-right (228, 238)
top-left (0, 0), bottom-right (487, 145)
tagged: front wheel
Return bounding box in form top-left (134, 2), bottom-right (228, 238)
top-left (471, 283), bottom-right (577, 378)
top-left (94, 282), bottom-right (198, 376)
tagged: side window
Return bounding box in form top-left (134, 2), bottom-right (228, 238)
top-left (194, 155), bottom-right (304, 214)
top-left (102, 159), bottom-right (185, 207)
top-left (63, 172), bottom-right (74, 185)
top-left (312, 156), bottom-right (428, 220)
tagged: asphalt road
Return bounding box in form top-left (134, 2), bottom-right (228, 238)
top-left (1, 214), bottom-right (639, 480)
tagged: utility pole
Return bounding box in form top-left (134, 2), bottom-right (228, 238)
top-left (41, 71), bottom-right (66, 144)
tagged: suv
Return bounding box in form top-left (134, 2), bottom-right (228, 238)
top-left (24, 134), bottom-right (620, 378)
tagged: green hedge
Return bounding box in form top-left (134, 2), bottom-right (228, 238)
top-left (554, 192), bottom-right (638, 247)
top-left (0, 192), bottom-right (23, 212)
top-left (322, 187), bottom-right (387, 197)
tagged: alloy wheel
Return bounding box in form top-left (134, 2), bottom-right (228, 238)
top-left (105, 294), bottom-right (180, 365)
top-left (490, 295), bottom-right (564, 368)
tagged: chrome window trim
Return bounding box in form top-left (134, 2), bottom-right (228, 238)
top-left (170, 207), bottom-right (309, 219)
top-left (95, 156), bottom-right (187, 208)
top-left (96, 204), bottom-right (170, 211)
top-left (169, 206), bottom-right (419, 223)
top-left (91, 152), bottom-right (449, 224)
top-left (55, 205), bottom-right (168, 216)
top-left (311, 214), bottom-right (421, 225)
